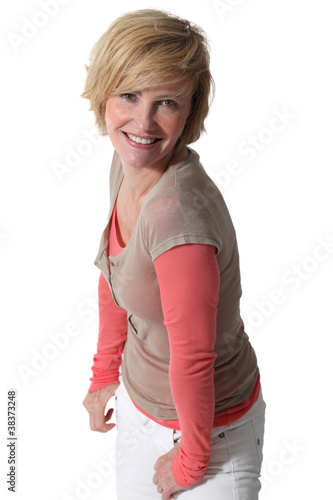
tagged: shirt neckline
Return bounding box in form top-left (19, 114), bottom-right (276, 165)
top-left (108, 147), bottom-right (197, 263)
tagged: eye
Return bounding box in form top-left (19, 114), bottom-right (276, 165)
top-left (120, 93), bottom-right (137, 101)
top-left (161, 99), bottom-right (178, 108)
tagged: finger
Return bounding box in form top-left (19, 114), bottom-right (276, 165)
top-left (164, 488), bottom-right (179, 500)
top-left (152, 471), bottom-right (159, 485)
top-left (162, 489), bottom-right (170, 500)
top-left (91, 410), bottom-right (115, 433)
top-left (88, 410), bottom-right (97, 431)
top-left (105, 408), bottom-right (114, 422)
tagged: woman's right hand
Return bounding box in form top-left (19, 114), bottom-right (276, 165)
top-left (82, 382), bottom-right (120, 433)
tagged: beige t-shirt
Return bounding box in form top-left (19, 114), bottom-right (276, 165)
top-left (94, 147), bottom-right (259, 420)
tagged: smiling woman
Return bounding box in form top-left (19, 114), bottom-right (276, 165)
top-left (104, 83), bottom-right (193, 172)
top-left (81, 9), bottom-right (213, 153)
top-left (81, 9), bottom-right (265, 500)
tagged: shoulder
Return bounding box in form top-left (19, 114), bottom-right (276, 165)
top-left (141, 150), bottom-right (234, 260)
top-left (145, 148), bottom-right (223, 216)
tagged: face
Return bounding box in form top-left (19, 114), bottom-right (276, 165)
top-left (104, 81), bottom-right (193, 171)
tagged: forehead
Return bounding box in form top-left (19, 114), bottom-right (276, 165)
top-left (120, 72), bottom-right (194, 99)
top-left (131, 84), bottom-right (193, 100)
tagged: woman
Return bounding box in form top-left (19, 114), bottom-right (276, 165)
top-left (82, 9), bottom-right (265, 500)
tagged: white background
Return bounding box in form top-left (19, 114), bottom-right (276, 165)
top-left (1, 0), bottom-right (332, 498)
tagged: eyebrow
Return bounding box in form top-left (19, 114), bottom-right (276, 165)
top-left (127, 90), bottom-right (187, 101)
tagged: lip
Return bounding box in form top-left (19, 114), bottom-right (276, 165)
top-left (122, 131), bottom-right (162, 149)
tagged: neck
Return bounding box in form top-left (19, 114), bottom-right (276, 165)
top-left (120, 147), bottom-right (188, 203)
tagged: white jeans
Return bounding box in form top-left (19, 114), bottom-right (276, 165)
top-left (115, 381), bottom-right (266, 499)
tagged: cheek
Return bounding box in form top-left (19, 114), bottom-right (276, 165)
top-left (105, 108), bottom-right (126, 132)
top-left (163, 114), bottom-right (188, 137)
top-left (105, 99), bottom-right (126, 124)
top-left (104, 105), bottom-right (113, 130)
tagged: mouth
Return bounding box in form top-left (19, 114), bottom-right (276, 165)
top-left (123, 132), bottom-right (162, 145)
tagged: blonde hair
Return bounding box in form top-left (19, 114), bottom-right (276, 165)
top-left (81, 9), bottom-right (214, 151)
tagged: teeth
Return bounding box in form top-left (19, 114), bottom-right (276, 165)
top-left (127, 133), bottom-right (157, 145)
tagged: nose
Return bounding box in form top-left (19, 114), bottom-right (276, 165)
top-left (135, 101), bottom-right (157, 133)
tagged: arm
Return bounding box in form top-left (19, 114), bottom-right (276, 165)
top-left (83, 272), bottom-right (128, 432)
top-left (89, 272), bottom-right (128, 391)
top-left (153, 244), bottom-right (219, 490)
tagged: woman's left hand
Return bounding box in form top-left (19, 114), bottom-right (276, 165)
top-left (153, 443), bottom-right (185, 499)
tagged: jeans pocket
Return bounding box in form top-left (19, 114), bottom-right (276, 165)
top-left (250, 412), bottom-right (265, 468)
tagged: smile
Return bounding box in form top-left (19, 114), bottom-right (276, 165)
top-left (124, 132), bottom-right (161, 145)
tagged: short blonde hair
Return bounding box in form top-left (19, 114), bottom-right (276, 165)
top-left (81, 9), bottom-right (214, 151)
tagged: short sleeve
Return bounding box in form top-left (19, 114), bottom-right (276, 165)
top-left (142, 189), bottom-right (222, 261)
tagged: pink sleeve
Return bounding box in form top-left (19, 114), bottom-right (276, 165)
top-left (88, 272), bottom-right (128, 392)
top-left (154, 244), bottom-right (220, 489)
